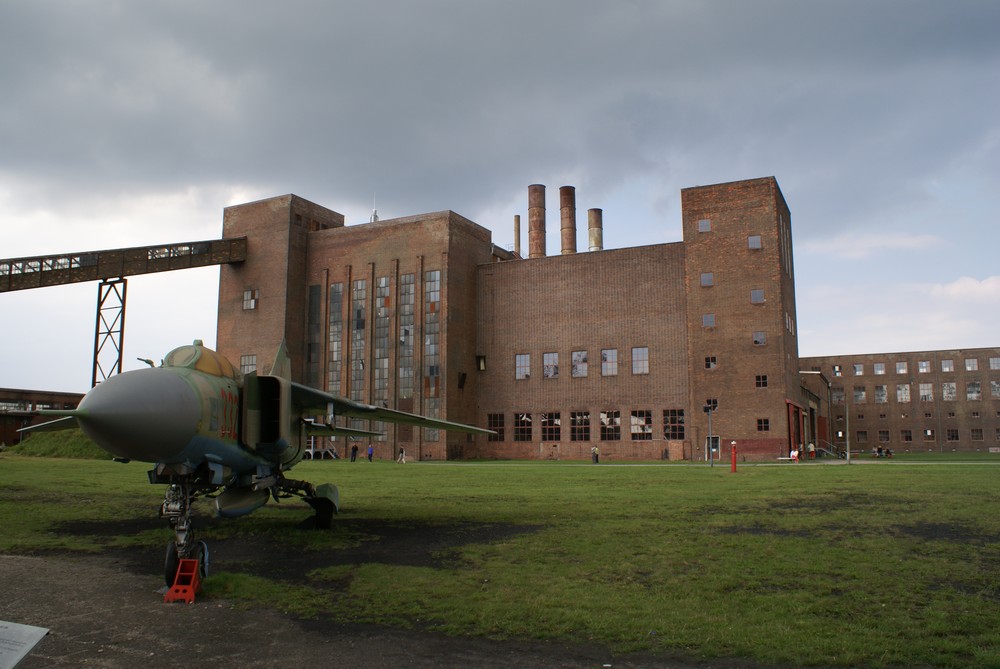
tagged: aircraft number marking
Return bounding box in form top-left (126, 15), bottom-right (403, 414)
top-left (220, 388), bottom-right (239, 439)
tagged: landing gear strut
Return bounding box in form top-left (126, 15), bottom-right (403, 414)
top-left (160, 483), bottom-right (209, 587)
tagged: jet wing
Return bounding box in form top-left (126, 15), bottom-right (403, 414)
top-left (289, 381), bottom-right (495, 435)
top-left (301, 418), bottom-right (383, 438)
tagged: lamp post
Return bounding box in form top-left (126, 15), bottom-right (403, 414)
top-left (704, 404), bottom-right (715, 467)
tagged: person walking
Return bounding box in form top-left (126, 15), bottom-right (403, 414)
top-left (591, 445), bottom-right (600, 464)
top-left (366, 445), bottom-right (373, 462)
top-left (350, 444), bottom-right (358, 462)
top-left (396, 447), bottom-right (406, 464)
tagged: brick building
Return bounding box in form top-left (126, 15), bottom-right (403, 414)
top-left (801, 349), bottom-right (1000, 455)
top-left (217, 176), bottom-right (823, 461)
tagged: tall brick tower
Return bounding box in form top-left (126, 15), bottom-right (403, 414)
top-left (682, 177), bottom-right (801, 458)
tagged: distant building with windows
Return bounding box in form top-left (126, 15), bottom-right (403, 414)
top-left (215, 177), bottom-right (998, 461)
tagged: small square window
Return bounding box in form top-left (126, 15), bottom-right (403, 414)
top-left (896, 361), bottom-right (908, 374)
top-left (873, 363), bottom-right (885, 375)
top-left (919, 360), bottom-right (930, 373)
top-left (755, 375), bottom-right (768, 388)
top-left (748, 235), bottom-right (762, 249)
top-left (750, 289), bottom-right (765, 304)
top-left (757, 418), bottom-right (770, 432)
top-left (702, 313), bottom-right (716, 328)
top-left (700, 272), bottom-right (714, 287)
top-left (698, 219), bottom-right (712, 233)
top-left (242, 289), bottom-right (259, 310)
top-left (965, 358), bottom-right (979, 371)
top-left (705, 356), bottom-right (717, 369)
top-left (752, 331), bottom-right (766, 346)
top-left (941, 359), bottom-right (954, 372)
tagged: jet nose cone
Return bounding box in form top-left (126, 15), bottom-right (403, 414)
top-left (78, 368), bottom-right (200, 462)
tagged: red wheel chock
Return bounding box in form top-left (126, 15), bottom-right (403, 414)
top-left (164, 558), bottom-right (202, 604)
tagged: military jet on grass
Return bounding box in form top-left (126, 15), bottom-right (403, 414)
top-left (21, 340), bottom-right (492, 587)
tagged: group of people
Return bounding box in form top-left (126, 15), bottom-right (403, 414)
top-left (348, 444), bottom-right (375, 462)
top-left (788, 442), bottom-right (817, 462)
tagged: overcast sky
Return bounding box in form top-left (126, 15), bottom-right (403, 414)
top-left (2, 1), bottom-right (998, 393)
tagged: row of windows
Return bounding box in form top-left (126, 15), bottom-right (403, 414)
top-left (833, 381), bottom-right (1000, 404)
top-left (833, 357), bottom-right (1000, 377)
top-left (837, 428), bottom-right (999, 443)
top-left (487, 410), bottom-right (685, 441)
top-left (515, 347), bottom-right (649, 380)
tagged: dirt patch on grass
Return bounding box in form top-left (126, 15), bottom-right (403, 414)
top-left (2, 516), bottom-right (770, 669)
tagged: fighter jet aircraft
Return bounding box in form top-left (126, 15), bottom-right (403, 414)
top-left (21, 339), bottom-right (492, 586)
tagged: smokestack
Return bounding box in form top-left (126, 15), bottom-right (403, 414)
top-left (513, 214), bottom-right (521, 256)
top-left (528, 184), bottom-right (546, 259)
top-left (559, 186), bottom-right (577, 255)
top-left (588, 208), bottom-right (604, 251)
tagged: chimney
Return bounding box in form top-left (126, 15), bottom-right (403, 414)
top-left (588, 208), bottom-right (604, 251)
top-left (513, 214), bottom-right (521, 256)
top-left (528, 184), bottom-right (546, 259)
top-left (559, 186), bottom-right (577, 255)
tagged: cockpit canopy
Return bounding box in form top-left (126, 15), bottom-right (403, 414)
top-left (163, 340), bottom-right (237, 379)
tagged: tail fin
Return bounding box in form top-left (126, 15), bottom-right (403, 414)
top-left (269, 339), bottom-right (292, 379)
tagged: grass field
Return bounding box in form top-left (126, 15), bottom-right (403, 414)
top-left (2, 453), bottom-right (998, 668)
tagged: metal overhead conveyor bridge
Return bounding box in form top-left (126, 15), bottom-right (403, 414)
top-left (1, 237), bottom-right (246, 386)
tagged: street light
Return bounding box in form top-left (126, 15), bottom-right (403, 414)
top-left (704, 404), bottom-right (716, 467)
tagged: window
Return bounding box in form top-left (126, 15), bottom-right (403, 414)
top-left (946, 429), bottom-right (959, 442)
top-left (924, 428), bottom-right (935, 441)
top-left (753, 331), bottom-right (767, 346)
top-left (750, 289), bottom-right (765, 304)
top-left (698, 218), bottom-right (712, 232)
top-left (239, 354), bottom-right (257, 374)
top-left (896, 361), bottom-right (908, 374)
top-left (972, 428), bottom-right (984, 441)
top-left (705, 356), bottom-right (717, 369)
top-left (853, 363), bottom-right (864, 376)
top-left (856, 430), bottom-right (868, 444)
top-left (992, 381), bottom-right (1000, 399)
top-left (896, 384), bottom-right (911, 403)
top-left (878, 430), bottom-right (890, 443)
top-left (571, 350), bottom-right (588, 378)
top-left (632, 347), bottom-right (649, 375)
top-left (748, 235), bottom-right (762, 249)
top-left (942, 359), bottom-right (954, 372)
top-left (705, 398), bottom-right (719, 411)
top-left (832, 387), bottom-right (845, 404)
top-left (570, 412), bottom-right (591, 441)
top-left (601, 349), bottom-right (618, 376)
top-left (942, 382), bottom-right (957, 401)
top-left (242, 289), bottom-right (259, 310)
top-left (543, 352), bottom-right (559, 379)
top-left (600, 411), bottom-right (621, 441)
top-left (487, 414), bottom-right (505, 442)
top-left (966, 358), bottom-right (979, 371)
top-left (874, 362), bottom-right (885, 375)
top-left (663, 409), bottom-right (685, 439)
top-left (757, 418), bottom-right (770, 432)
top-left (756, 375), bottom-right (768, 388)
top-left (901, 429), bottom-right (913, 443)
top-left (396, 275), bottom-right (414, 399)
top-left (967, 381), bottom-right (982, 401)
top-left (854, 386), bottom-right (867, 403)
top-left (919, 383), bottom-right (933, 401)
top-left (918, 360), bottom-right (930, 373)
top-left (700, 272), bottom-right (714, 287)
top-left (630, 410), bottom-right (652, 440)
top-left (515, 354), bottom-right (530, 380)
top-left (833, 365), bottom-right (842, 377)
top-left (423, 271), bottom-right (442, 442)
top-left (541, 413), bottom-right (561, 441)
top-left (513, 413), bottom-right (532, 441)
top-left (702, 313), bottom-right (716, 327)
top-left (874, 385), bottom-right (887, 404)
top-left (990, 357), bottom-right (1000, 371)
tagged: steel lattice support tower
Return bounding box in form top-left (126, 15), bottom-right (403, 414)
top-left (93, 278), bottom-right (127, 386)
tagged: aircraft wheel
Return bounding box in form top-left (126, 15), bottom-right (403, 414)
top-left (195, 540), bottom-right (210, 580)
top-left (164, 542), bottom-right (180, 587)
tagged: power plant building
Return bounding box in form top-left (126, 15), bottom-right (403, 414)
top-left (215, 176), bottom-right (1000, 461)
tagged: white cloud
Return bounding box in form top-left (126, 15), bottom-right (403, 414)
top-left (799, 232), bottom-right (942, 261)
top-left (930, 276), bottom-right (1000, 301)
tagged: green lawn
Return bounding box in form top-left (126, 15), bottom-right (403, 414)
top-left (2, 453), bottom-right (998, 668)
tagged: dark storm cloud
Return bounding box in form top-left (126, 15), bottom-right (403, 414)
top-left (1, 0), bottom-right (997, 227)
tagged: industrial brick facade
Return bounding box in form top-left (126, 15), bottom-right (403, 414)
top-left (801, 349), bottom-right (1000, 455)
top-left (216, 176), bottom-right (828, 461)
